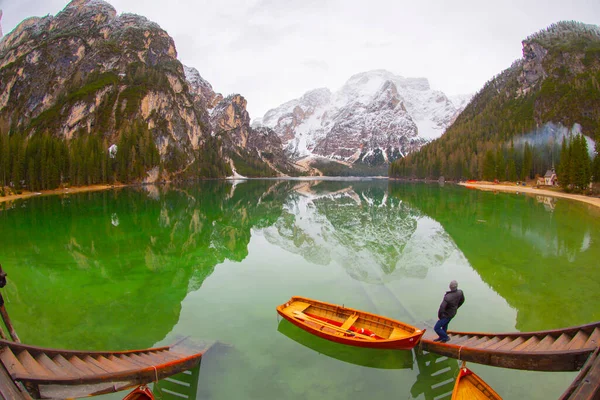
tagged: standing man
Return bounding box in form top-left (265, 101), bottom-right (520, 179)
top-left (433, 280), bottom-right (465, 343)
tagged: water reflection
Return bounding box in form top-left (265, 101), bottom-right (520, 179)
top-left (0, 180), bottom-right (598, 352)
top-left (388, 183), bottom-right (600, 330)
top-left (264, 180), bottom-right (456, 283)
top-left (411, 349), bottom-right (459, 400)
top-left (276, 319), bottom-right (413, 370)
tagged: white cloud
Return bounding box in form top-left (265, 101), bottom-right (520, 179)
top-left (2, 0), bottom-right (599, 120)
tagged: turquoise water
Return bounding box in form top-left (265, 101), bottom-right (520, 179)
top-left (0, 180), bottom-right (598, 399)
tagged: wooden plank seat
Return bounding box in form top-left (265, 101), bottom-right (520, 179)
top-left (340, 314), bottom-right (359, 331)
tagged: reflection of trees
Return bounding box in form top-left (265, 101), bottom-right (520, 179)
top-left (388, 183), bottom-right (600, 331)
top-left (0, 180), bottom-right (290, 350)
top-left (264, 180), bottom-right (457, 283)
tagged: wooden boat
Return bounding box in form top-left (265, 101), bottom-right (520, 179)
top-left (123, 385), bottom-right (154, 400)
top-left (276, 296), bottom-right (424, 349)
top-left (452, 362), bottom-right (502, 400)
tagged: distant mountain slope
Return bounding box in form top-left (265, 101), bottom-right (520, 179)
top-left (0, 0), bottom-right (288, 189)
top-left (257, 70), bottom-right (470, 167)
top-left (390, 21), bottom-right (600, 180)
top-left (0, 0), bottom-right (210, 183)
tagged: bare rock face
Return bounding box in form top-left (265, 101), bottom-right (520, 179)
top-left (0, 0), bottom-right (209, 179)
top-left (211, 94), bottom-right (251, 148)
top-left (184, 65), bottom-right (223, 110)
top-left (211, 94), bottom-right (292, 175)
top-left (517, 41), bottom-right (548, 96)
top-left (258, 70), bottom-right (469, 165)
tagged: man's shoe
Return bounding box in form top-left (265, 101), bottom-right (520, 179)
top-left (433, 338), bottom-right (442, 342)
top-left (441, 338), bottom-right (450, 343)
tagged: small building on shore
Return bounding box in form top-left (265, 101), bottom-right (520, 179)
top-left (544, 169), bottom-right (557, 186)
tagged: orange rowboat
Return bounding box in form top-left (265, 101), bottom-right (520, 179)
top-left (452, 362), bottom-right (502, 400)
top-left (276, 296), bottom-right (424, 349)
top-left (123, 385), bottom-right (154, 400)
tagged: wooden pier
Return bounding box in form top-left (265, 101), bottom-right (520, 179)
top-left (420, 321), bottom-right (600, 372)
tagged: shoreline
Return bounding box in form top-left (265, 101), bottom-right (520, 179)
top-left (2, 180), bottom-right (599, 210)
top-left (459, 182), bottom-right (600, 209)
top-left (0, 184), bottom-right (127, 205)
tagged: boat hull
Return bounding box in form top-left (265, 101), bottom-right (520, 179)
top-left (452, 365), bottom-right (502, 400)
top-left (277, 296), bottom-right (424, 350)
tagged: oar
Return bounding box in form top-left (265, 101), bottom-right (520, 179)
top-left (292, 311), bottom-right (377, 341)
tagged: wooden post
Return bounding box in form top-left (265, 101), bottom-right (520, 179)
top-left (0, 317), bottom-right (7, 340)
top-left (0, 265), bottom-right (20, 342)
top-left (0, 296), bottom-right (19, 343)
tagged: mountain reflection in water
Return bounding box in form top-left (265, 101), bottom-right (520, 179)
top-left (0, 179), bottom-right (598, 354)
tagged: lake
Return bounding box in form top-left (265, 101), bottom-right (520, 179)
top-left (0, 179), bottom-right (599, 399)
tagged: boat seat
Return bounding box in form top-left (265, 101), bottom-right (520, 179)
top-left (288, 301), bottom-right (311, 313)
top-left (389, 327), bottom-right (409, 340)
top-left (340, 314), bottom-right (359, 331)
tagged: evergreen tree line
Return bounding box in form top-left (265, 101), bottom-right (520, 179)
top-left (390, 133), bottom-right (599, 189)
top-left (556, 134), bottom-right (597, 192)
top-left (480, 140), bottom-right (560, 182)
top-left (0, 122), bottom-right (160, 193)
top-left (389, 27), bottom-right (600, 183)
top-left (194, 135), bottom-right (232, 179)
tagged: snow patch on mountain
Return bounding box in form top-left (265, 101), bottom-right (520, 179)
top-left (258, 70), bottom-right (472, 163)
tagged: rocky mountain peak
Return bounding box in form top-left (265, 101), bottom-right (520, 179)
top-left (257, 69), bottom-right (469, 165)
top-left (59, 0), bottom-right (117, 22)
top-left (517, 41), bottom-right (548, 95)
top-left (0, 0), bottom-right (210, 181)
top-left (211, 94), bottom-right (251, 149)
top-left (184, 65), bottom-right (223, 110)
top-left (212, 94), bottom-right (249, 132)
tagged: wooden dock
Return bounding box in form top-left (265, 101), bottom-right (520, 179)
top-left (420, 321), bottom-right (600, 371)
top-left (0, 337), bottom-right (215, 399)
top-left (559, 347), bottom-right (600, 399)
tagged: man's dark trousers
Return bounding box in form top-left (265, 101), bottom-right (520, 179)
top-left (434, 317), bottom-right (451, 341)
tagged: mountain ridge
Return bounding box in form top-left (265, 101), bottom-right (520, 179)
top-left (390, 20), bottom-right (600, 182)
top-left (255, 69), bottom-right (471, 167)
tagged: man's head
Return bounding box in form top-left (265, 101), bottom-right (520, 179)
top-left (449, 280), bottom-right (458, 290)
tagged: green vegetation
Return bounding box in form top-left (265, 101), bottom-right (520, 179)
top-left (557, 134), bottom-right (593, 192)
top-left (115, 122), bottom-right (160, 183)
top-left (390, 21), bottom-right (600, 183)
top-left (311, 159), bottom-right (388, 176)
top-left (229, 150), bottom-right (277, 178)
top-left (0, 121), bottom-right (160, 191)
top-left (186, 136), bottom-right (232, 179)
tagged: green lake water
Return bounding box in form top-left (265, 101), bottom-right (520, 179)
top-left (0, 180), bottom-right (599, 399)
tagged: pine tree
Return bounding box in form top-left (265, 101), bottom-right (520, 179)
top-left (495, 147), bottom-right (506, 181)
top-left (593, 142), bottom-right (600, 182)
top-left (522, 142), bottom-right (533, 181)
top-left (557, 136), bottom-right (570, 188)
top-left (482, 150), bottom-right (496, 181)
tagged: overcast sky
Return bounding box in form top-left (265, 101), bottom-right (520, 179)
top-left (2, 0), bottom-right (599, 119)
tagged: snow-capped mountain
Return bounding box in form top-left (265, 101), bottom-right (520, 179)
top-left (257, 70), bottom-right (471, 164)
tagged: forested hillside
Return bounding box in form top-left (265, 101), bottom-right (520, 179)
top-left (0, 0), bottom-right (285, 194)
top-left (390, 21), bottom-right (600, 186)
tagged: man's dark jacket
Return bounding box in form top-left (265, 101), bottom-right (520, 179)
top-left (438, 289), bottom-right (465, 319)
